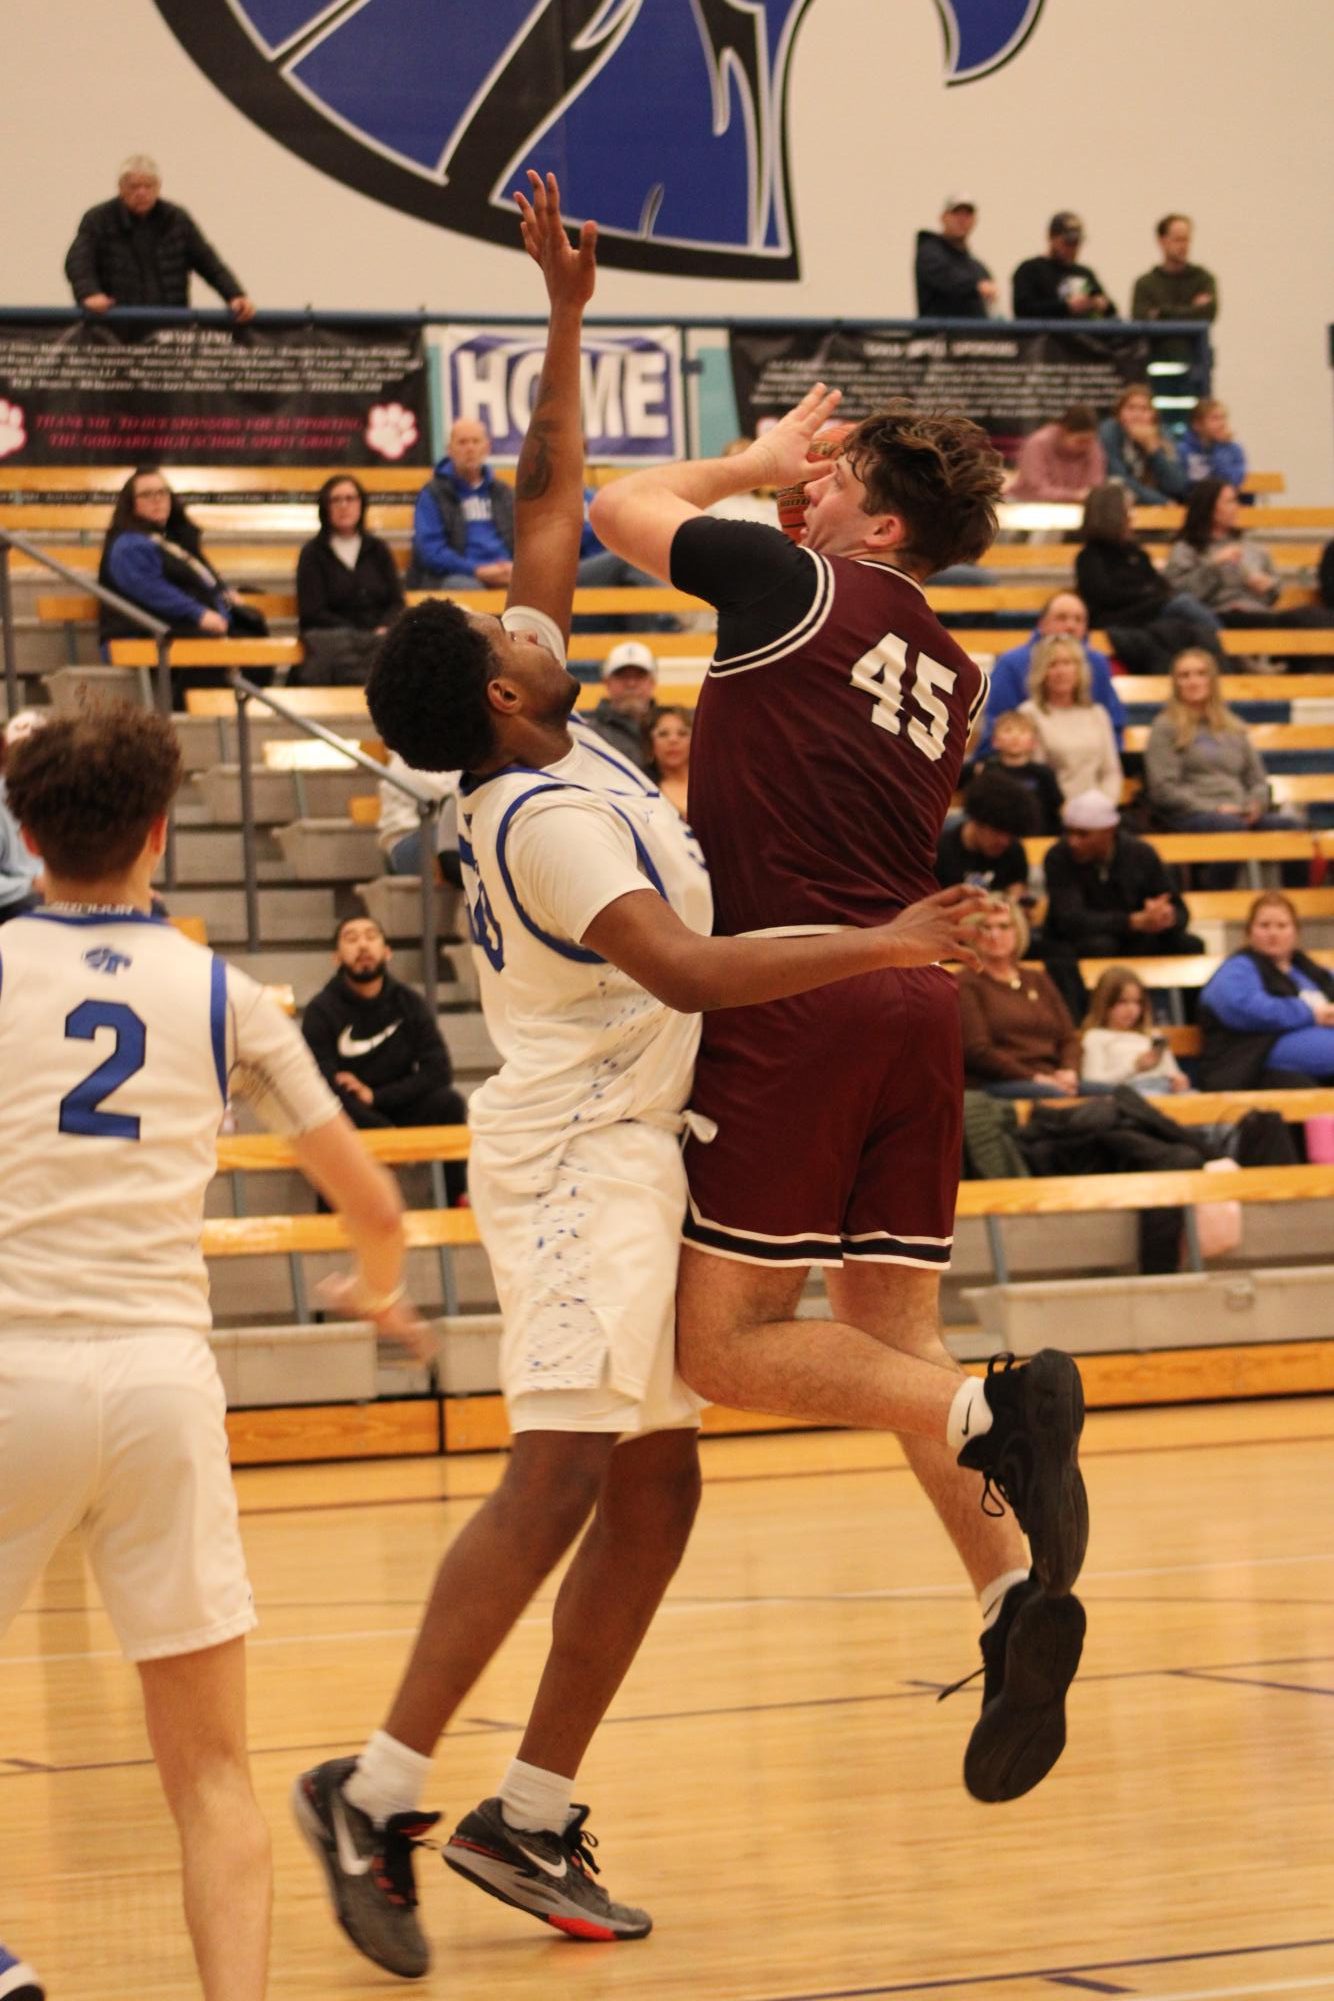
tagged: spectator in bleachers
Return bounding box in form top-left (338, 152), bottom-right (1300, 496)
top-left (1040, 789), bottom-right (1203, 1013)
top-left (1097, 385), bottom-right (1188, 504)
top-left (0, 712), bottom-right (46, 924)
top-left (301, 913), bottom-right (468, 1203)
top-left (1012, 213), bottom-right (1115, 320)
top-left (1075, 482), bottom-right (1221, 671)
top-left (644, 705), bottom-right (693, 819)
top-left (1130, 216), bottom-right (1217, 328)
top-left (935, 772), bottom-right (1035, 899)
top-left (980, 592), bottom-right (1125, 753)
top-left (1081, 968), bottom-right (1190, 1095)
top-left (974, 711), bottom-right (1065, 835)
top-left (585, 641), bottom-right (658, 769)
top-left (295, 476), bottom-right (405, 683)
top-left (65, 156), bottom-right (254, 320)
top-left (913, 195), bottom-right (996, 319)
top-left (1164, 481), bottom-right (1283, 622)
top-left (958, 898), bottom-right (1085, 1098)
top-left (97, 468), bottom-right (269, 685)
top-left (377, 753), bottom-right (461, 884)
top-left (1176, 399), bottom-right (1247, 490)
top-left (1019, 635), bottom-right (1123, 807)
top-left (1144, 649), bottom-right (1302, 837)
top-left (407, 419), bottom-right (515, 591)
top-left (1007, 405), bottom-right (1106, 503)
top-left (1197, 893), bottom-right (1334, 1088)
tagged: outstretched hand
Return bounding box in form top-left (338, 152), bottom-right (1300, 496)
top-left (876, 884), bottom-right (991, 971)
top-left (316, 1271), bottom-right (437, 1365)
top-left (745, 382), bottom-right (845, 489)
top-left (515, 169), bottom-right (597, 311)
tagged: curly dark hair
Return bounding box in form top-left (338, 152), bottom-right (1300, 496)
top-left (842, 399), bottom-right (1002, 572)
top-left (963, 771), bottom-right (1037, 838)
top-left (6, 703), bottom-right (183, 879)
top-left (366, 598), bottom-right (500, 773)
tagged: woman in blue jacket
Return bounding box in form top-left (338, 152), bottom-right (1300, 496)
top-left (1097, 384), bottom-right (1188, 504)
top-left (1198, 893), bottom-right (1334, 1086)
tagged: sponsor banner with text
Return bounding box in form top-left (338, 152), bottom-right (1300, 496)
top-left (439, 325), bottom-right (684, 464)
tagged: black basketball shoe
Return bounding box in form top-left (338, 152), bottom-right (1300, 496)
top-left (958, 1350), bottom-right (1089, 1595)
top-left (0, 1945), bottom-right (42, 2001)
top-left (292, 1755), bottom-right (439, 1979)
top-left (942, 1572), bottom-right (1087, 1803)
top-left (445, 1797), bottom-right (651, 1940)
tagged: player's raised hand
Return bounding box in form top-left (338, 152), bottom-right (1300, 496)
top-left (746, 382), bottom-right (844, 488)
top-left (514, 169), bottom-right (597, 311)
top-left (875, 883), bottom-right (991, 971)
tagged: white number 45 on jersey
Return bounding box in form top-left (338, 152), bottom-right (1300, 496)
top-left (850, 632), bottom-right (955, 763)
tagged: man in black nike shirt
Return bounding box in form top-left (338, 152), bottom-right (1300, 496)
top-left (302, 913), bottom-right (467, 1202)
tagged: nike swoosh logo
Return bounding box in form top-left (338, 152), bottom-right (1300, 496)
top-left (515, 1839), bottom-right (567, 1880)
top-left (961, 1404), bottom-right (972, 1437)
top-left (337, 1022), bottom-right (400, 1059)
top-left (331, 1791), bottom-right (373, 1877)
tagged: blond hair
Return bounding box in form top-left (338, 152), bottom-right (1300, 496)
top-left (1027, 635), bottom-right (1092, 710)
top-left (980, 891), bottom-right (1030, 960)
top-left (1163, 648), bottom-right (1244, 751)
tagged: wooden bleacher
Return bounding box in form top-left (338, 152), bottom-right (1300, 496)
top-left (1025, 828), bottom-right (1334, 869)
top-left (1075, 949), bottom-right (1334, 992)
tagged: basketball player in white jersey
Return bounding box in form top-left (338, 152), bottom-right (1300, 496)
top-left (293, 173), bottom-right (990, 1978)
top-left (0, 706), bottom-right (432, 2001)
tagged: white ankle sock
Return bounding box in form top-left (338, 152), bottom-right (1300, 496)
top-left (343, 1730), bottom-right (433, 1826)
top-left (947, 1376), bottom-right (993, 1453)
top-left (979, 1567), bottom-right (1030, 1631)
top-left (499, 1758), bottom-right (574, 1835)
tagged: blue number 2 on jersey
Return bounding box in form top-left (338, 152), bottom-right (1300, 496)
top-left (58, 1000), bottom-right (147, 1140)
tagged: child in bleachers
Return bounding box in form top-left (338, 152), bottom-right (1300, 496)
top-left (1081, 966), bottom-right (1190, 1095)
top-left (976, 710), bottom-right (1065, 835)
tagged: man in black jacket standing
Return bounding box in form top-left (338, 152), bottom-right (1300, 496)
top-left (914, 196), bottom-right (996, 319)
top-left (65, 156), bottom-right (255, 320)
top-left (1012, 213), bottom-right (1115, 320)
top-left (1040, 790), bottom-right (1202, 1012)
top-left (302, 914), bottom-right (467, 1201)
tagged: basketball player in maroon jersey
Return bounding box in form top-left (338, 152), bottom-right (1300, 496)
top-left (591, 388), bottom-right (1089, 1802)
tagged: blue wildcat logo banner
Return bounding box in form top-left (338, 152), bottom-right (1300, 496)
top-left (440, 325), bottom-right (684, 464)
top-left (155, 1), bottom-right (1048, 279)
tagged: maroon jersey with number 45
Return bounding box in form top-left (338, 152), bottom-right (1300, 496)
top-left (670, 518), bottom-right (988, 935)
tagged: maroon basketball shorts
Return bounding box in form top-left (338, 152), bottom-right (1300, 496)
top-left (683, 964), bottom-right (962, 1269)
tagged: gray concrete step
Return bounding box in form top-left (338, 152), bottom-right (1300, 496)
top-left (195, 764), bottom-right (370, 826)
top-left (275, 818), bottom-right (382, 881)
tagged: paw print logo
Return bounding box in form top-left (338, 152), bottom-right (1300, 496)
top-left (0, 399), bottom-right (27, 461)
top-left (364, 403), bottom-right (419, 462)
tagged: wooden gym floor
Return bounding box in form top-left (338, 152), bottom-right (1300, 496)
top-left (3, 1398), bottom-right (1333, 2001)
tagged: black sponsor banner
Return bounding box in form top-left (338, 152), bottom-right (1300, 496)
top-left (0, 318), bottom-right (429, 468)
top-left (730, 326), bottom-right (1152, 456)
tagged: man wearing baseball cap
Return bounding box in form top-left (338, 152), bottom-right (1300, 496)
top-left (1040, 789), bottom-right (1201, 1011)
top-left (1012, 213), bottom-right (1116, 320)
top-left (914, 195), bottom-right (996, 319)
top-left (585, 640), bottom-right (658, 768)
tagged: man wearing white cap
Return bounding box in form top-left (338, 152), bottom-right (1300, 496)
top-left (914, 195), bottom-right (996, 319)
top-left (585, 640), bottom-right (659, 768)
top-left (1041, 789), bottom-right (1202, 1011)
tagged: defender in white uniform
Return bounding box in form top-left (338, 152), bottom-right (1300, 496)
top-left (0, 705), bottom-right (430, 2001)
top-left (295, 172), bottom-right (988, 1979)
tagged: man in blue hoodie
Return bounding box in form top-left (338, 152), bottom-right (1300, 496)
top-left (977, 590), bottom-right (1125, 753)
top-left (408, 418), bottom-right (516, 590)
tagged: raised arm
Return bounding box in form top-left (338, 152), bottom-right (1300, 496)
top-left (590, 381), bottom-right (843, 584)
top-left (504, 171), bottom-right (597, 645)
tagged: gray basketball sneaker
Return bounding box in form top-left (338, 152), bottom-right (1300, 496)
top-left (445, 1797), bottom-right (651, 1940)
top-left (292, 1755), bottom-right (439, 1979)
top-left (941, 1572), bottom-right (1087, 1803)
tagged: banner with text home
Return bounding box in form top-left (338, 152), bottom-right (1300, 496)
top-left (439, 326), bottom-right (684, 464)
top-left (730, 326), bottom-right (1153, 458)
top-left (0, 319), bottom-right (430, 467)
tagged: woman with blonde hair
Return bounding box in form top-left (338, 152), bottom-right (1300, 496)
top-left (1081, 966), bottom-right (1189, 1094)
top-left (1019, 633), bottom-right (1122, 805)
top-left (1143, 649), bottom-right (1300, 833)
top-left (958, 895), bottom-right (1085, 1098)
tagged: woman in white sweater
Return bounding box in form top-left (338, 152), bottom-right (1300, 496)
top-left (1019, 634), bottom-right (1123, 806)
top-left (1081, 966), bottom-right (1190, 1095)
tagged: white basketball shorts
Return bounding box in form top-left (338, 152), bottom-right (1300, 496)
top-left (469, 1120), bottom-right (702, 1437)
top-left (0, 1332), bottom-right (256, 1662)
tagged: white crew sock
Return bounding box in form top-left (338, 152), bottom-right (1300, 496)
top-left (979, 1567), bottom-right (1031, 1632)
top-left (499, 1757), bottom-right (575, 1835)
top-left (946, 1376), bottom-right (993, 1453)
top-left (343, 1730), bottom-right (433, 1826)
